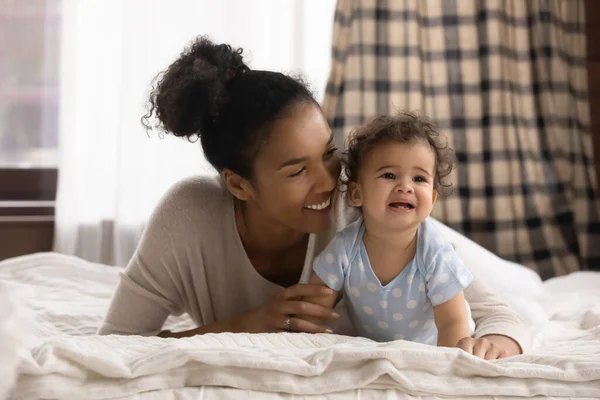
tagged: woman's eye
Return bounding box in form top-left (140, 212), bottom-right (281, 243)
top-left (324, 147), bottom-right (338, 159)
top-left (414, 176), bottom-right (426, 183)
top-left (381, 172), bottom-right (395, 180)
top-left (289, 167), bottom-right (306, 178)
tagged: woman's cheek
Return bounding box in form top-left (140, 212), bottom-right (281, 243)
top-left (328, 157), bottom-right (342, 179)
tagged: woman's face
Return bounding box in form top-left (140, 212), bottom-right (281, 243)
top-left (248, 101), bottom-right (341, 234)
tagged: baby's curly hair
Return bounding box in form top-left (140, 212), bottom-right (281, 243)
top-left (344, 111), bottom-right (455, 197)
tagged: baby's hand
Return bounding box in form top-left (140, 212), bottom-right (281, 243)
top-left (456, 336), bottom-right (511, 360)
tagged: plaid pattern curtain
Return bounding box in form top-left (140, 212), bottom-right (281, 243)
top-left (323, 0), bottom-right (600, 279)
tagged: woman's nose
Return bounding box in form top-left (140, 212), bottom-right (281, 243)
top-left (316, 161), bottom-right (338, 193)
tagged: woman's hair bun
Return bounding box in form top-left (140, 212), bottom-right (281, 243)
top-left (143, 35), bottom-right (249, 138)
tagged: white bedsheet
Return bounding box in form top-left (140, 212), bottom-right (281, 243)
top-left (1, 252), bottom-right (600, 400)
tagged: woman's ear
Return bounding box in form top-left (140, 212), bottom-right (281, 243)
top-left (348, 182), bottom-right (363, 207)
top-left (223, 169), bottom-right (253, 201)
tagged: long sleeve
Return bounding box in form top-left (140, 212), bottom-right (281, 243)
top-left (98, 181), bottom-right (196, 336)
top-left (97, 175), bottom-right (277, 337)
top-left (465, 271), bottom-right (532, 352)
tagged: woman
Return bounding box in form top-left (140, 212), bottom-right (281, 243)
top-left (98, 37), bottom-right (529, 360)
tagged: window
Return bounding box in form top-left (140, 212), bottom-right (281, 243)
top-left (0, 0), bottom-right (59, 260)
top-left (0, 0), bottom-right (60, 168)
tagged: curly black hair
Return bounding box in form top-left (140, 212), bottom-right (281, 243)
top-left (141, 36), bottom-right (317, 179)
top-left (344, 111), bottom-right (455, 197)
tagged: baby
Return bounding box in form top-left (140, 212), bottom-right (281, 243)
top-left (304, 111), bottom-right (474, 348)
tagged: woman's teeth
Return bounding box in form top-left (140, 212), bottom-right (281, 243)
top-left (305, 198), bottom-right (331, 210)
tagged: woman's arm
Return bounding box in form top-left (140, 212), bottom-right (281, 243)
top-left (160, 283), bottom-right (339, 337)
top-left (464, 272), bottom-right (530, 355)
top-left (98, 181), bottom-right (200, 336)
top-left (98, 251), bottom-right (186, 336)
top-left (158, 317), bottom-right (243, 338)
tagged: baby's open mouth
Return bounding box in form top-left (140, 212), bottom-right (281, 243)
top-left (389, 202), bottom-right (415, 210)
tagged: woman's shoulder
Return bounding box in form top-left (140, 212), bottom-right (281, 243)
top-left (163, 174), bottom-right (228, 205)
top-left (144, 174), bottom-right (232, 241)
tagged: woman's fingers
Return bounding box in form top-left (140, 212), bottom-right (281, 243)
top-left (279, 317), bottom-right (333, 334)
top-left (267, 284), bottom-right (338, 334)
top-left (277, 300), bottom-right (339, 320)
top-left (456, 337), bottom-right (475, 354)
top-left (278, 284), bottom-right (334, 300)
top-left (472, 338), bottom-right (489, 359)
top-left (457, 337), bottom-right (508, 360)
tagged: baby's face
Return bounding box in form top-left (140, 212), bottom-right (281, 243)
top-left (350, 140), bottom-right (438, 231)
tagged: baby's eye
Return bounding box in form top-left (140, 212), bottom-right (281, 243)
top-left (381, 172), bottom-right (395, 180)
top-left (413, 176), bottom-right (427, 183)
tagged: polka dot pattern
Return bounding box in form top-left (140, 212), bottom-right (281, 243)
top-left (340, 254), bottom-right (349, 267)
top-left (327, 274), bottom-right (339, 286)
top-left (311, 218), bottom-right (472, 345)
top-left (443, 252), bottom-right (454, 263)
top-left (357, 259), bottom-right (365, 272)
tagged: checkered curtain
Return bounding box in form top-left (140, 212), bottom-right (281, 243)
top-left (323, 0), bottom-right (600, 279)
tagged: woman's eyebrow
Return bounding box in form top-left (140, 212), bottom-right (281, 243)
top-left (278, 156), bottom-right (308, 169)
top-left (278, 133), bottom-right (334, 170)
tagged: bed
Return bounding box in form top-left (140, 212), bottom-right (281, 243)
top-left (2, 221), bottom-right (600, 399)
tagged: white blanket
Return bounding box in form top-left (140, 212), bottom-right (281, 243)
top-left (2, 252), bottom-right (600, 400)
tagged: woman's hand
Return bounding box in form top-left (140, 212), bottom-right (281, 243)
top-left (457, 334), bottom-right (522, 360)
top-left (239, 284), bottom-right (340, 334)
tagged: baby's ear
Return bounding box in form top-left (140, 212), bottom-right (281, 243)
top-left (432, 189), bottom-right (438, 205)
top-left (348, 182), bottom-right (363, 207)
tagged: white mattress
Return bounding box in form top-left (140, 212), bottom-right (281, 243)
top-left (1, 252), bottom-right (600, 400)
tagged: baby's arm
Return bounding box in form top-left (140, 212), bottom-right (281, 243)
top-left (433, 290), bottom-right (471, 347)
top-left (300, 234), bottom-right (348, 326)
top-left (299, 274), bottom-right (340, 325)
